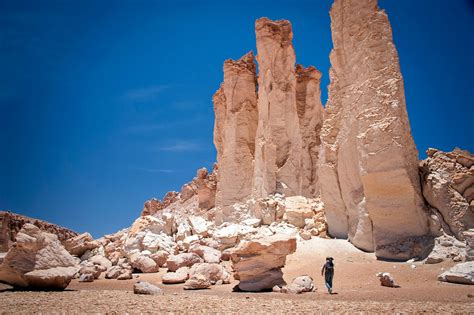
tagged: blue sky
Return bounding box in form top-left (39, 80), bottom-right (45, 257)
top-left (0, 1), bottom-right (472, 238)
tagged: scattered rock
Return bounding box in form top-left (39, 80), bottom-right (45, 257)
top-left (79, 273), bottom-right (94, 282)
top-left (133, 281), bottom-right (164, 295)
top-left (183, 274), bottom-right (211, 290)
top-left (190, 245), bottom-right (222, 264)
top-left (189, 263), bottom-right (231, 284)
top-left (377, 272), bottom-right (397, 287)
top-left (438, 262), bottom-right (474, 285)
top-left (62, 232), bottom-right (99, 257)
top-left (162, 267), bottom-right (189, 284)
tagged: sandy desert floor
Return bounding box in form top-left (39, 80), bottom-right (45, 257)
top-left (1, 238), bottom-right (473, 314)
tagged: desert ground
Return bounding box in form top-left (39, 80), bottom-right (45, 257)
top-left (1, 238), bottom-right (473, 314)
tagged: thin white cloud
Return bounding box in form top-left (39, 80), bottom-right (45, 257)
top-left (123, 84), bottom-right (170, 102)
top-left (159, 140), bottom-right (202, 152)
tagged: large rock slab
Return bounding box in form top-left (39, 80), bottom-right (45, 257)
top-left (62, 232), bottom-right (99, 257)
top-left (0, 223), bottom-right (78, 290)
top-left (318, 0), bottom-right (430, 259)
top-left (420, 148), bottom-right (474, 240)
top-left (438, 262), bottom-right (474, 285)
top-left (231, 233), bottom-right (296, 291)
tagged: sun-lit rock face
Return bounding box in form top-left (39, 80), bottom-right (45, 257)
top-left (253, 18), bottom-right (305, 199)
top-left (213, 52), bottom-right (258, 221)
top-left (420, 148), bottom-right (474, 240)
top-left (318, 0), bottom-right (430, 259)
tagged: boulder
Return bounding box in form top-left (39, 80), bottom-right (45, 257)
top-left (420, 148), bottom-right (474, 240)
top-left (0, 224), bottom-right (78, 290)
top-left (438, 262), bottom-right (474, 285)
top-left (162, 267), bottom-right (189, 284)
top-left (284, 196), bottom-right (315, 228)
top-left (166, 253), bottom-right (203, 272)
top-left (190, 245), bottom-right (222, 264)
top-left (251, 196), bottom-right (285, 225)
top-left (133, 281), bottom-right (163, 295)
top-left (281, 275), bottom-right (315, 294)
top-left (79, 273), bottom-right (94, 282)
top-left (89, 255), bottom-right (112, 270)
top-left (376, 272), bottom-right (396, 287)
top-left (189, 263), bottom-right (231, 284)
top-left (62, 232), bottom-right (99, 257)
top-left (117, 269), bottom-right (133, 280)
top-left (130, 255), bottom-right (159, 273)
top-left (183, 274), bottom-right (211, 290)
top-left (79, 264), bottom-right (101, 279)
top-left (188, 216), bottom-right (212, 237)
top-left (231, 234), bottom-right (296, 291)
top-left (150, 250), bottom-right (169, 267)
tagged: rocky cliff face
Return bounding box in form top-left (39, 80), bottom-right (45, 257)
top-left (420, 148), bottom-right (474, 240)
top-left (213, 18), bottom-right (324, 220)
top-left (0, 211), bottom-right (78, 253)
top-left (213, 52), bottom-right (258, 221)
top-left (318, 0), bottom-right (430, 259)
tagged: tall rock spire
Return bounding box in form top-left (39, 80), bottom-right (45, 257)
top-left (213, 52), bottom-right (258, 221)
top-left (253, 18), bottom-right (306, 198)
top-left (319, 0), bottom-right (431, 259)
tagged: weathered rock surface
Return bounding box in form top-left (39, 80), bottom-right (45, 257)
top-left (424, 234), bottom-right (466, 264)
top-left (166, 253), bottom-right (203, 272)
top-left (281, 275), bottom-right (315, 294)
top-left (62, 232), bottom-right (99, 257)
top-left (231, 234), bottom-right (296, 291)
top-left (183, 274), bottom-right (211, 290)
top-left (189, 263), bottom-right (231, 284)
top-left (376, 272), bottom-right (396, 287)
top-left (420, 148), bottom-right (474, 240)
top-left (438, 262), bottom-right (474, 285)
top-left (162, 267), bottom-right (189, 284)
top-left (189, 245), bottom-right (222, 264)
top-left (318, 0), bottom-right (430, 259)
top-left (133, 281), bottom-right (163, 295)
top-left (0, 224), bottom-right (78, 290)
top-left (252, 18), bottom-right (305, 199)
top-left (0, 211), bottom-right (78, 253)
top-left (213, 52), bottom-right (258, 221)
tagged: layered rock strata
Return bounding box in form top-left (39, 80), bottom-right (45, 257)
top-left (230, 234), bottom-right (296, 291)
top-left (213, 52), bottom-right (258, 221)
top-left (319, 0), bottom-right (430, 259)
top-left (212, 18), bottom-right (324, 219)
top-left (420, 148), bottom-right (474, 240)
top-left (0, 211), bottom-right (78, 253)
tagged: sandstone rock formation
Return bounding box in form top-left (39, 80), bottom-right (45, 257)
top-left (318, 0), bottom-right (430, 259)
top-left (252, 18), bottom-right (305, 199)
top-left (420, 148), bottom-right (474, 240)
top-left (0, 223), bottom-right (78, 290)
top-left (141, 167), bottom-right (217, 217)
top-left (231, 234), bottom-right (296, 291)
top-left (213, 52), bottom-right (258, 221)
top-left (0, 211), bottom-right (78, 253)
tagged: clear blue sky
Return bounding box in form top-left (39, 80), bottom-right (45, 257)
top-left (1, 1), bottom-right (472, 238)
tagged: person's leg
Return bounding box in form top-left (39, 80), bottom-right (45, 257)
top-left (325, 273), bottom-right (332, 293)
top-left (328, 273), bottom-right (333, 294)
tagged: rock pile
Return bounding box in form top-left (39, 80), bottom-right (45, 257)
top-left (0, 224), bottom-right (78, 290)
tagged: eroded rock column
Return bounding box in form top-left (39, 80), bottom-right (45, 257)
top-left (253, 18), bottom-right (305, 199)
top-left (319, 0), bottom-right (430, 259)
top-left (213, 52), bottom-right (258, 221)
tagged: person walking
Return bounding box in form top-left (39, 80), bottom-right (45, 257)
top-left (321, 257), bottom-right (334, 294)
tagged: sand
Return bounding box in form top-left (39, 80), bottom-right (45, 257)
top-left (1, 238), bottom-right (473, 313)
